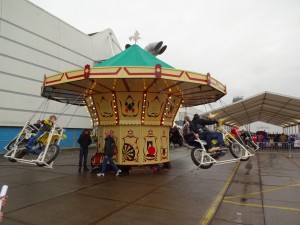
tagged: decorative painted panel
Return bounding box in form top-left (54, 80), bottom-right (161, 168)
top-left (144, 93), bottom-right (166, 125)
top-left (97, 125), bottom-right (170, 165)
top-left (116, 92), bottom-right (143, 125)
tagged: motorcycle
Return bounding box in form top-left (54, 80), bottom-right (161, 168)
top-left (239, 131), bottom-right (259, 152)
top-left (190, 122), bottom-right (254, 169)
top-left (5, 121), bottom-right (66, 167)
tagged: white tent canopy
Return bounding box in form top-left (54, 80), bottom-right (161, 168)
top-left (202, 92), bottom-right (300, 128)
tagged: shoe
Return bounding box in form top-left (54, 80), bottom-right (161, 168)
top-left (97, 173), bottom-right (104, 177)
top-left (78, 167), bottom-right (82, 173)
top-left (83, 167), bottom-right (89, 172)
top-left (208, 147), bottom-right (220, 153)
top-left (116, 169), bottom-right (121, 176)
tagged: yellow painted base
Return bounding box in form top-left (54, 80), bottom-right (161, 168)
top-left (97, 125), bottom-right (170, 165)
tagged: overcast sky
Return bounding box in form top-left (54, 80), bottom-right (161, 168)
top-left (29, 0), bottom-right (300, 115)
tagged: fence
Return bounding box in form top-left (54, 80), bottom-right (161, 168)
top-left (256, 142), bottom-right (300, 156)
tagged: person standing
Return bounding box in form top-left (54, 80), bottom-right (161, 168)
top-left (77, 129), bottom-right (92, 172)
top-left (279, 133), bottom-right (287, 149)
top-left (97, 131), bottom-right (121, 177)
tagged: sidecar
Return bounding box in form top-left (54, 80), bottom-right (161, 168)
top-left (4, 121), bottom-right (66, 168)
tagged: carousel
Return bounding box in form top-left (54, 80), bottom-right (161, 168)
top-left (40, 36), bottom-right (227, 169)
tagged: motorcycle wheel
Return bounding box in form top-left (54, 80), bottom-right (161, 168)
top-left (6, 138), bottom-right (18, 151)
top-left (191, 148), bottom-right (213, 169)
top-left (229, 143), bottom-right (250, 161)
top-left (6, 139), bottom-right (27, 162)
top-left (36, 144), bottom-right (60, 167)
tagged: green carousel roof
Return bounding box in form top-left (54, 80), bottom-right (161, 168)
top-left (94, 44), bottom-right (174, 68)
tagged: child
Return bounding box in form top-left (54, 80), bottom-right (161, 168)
top-left (26, 115), bottom-right (57, 153)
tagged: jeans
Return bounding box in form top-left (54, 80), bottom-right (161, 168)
top-left (27, 130), bottom-right (43, 151)
top-left (79, 147), bottom-right (88, 168)
top-left (101, 155), bottom-right (119, 173)
top-left (207, 132), bottom-right (223, 149)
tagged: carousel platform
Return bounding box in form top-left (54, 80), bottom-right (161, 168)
top-left (0, 147), bottom-right (300, 225)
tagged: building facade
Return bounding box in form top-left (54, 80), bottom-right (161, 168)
top-left (0, 0), bottom-right (122, 151)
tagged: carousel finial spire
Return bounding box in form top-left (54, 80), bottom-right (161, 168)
top-left (129, 30), bottom-right (141, 44)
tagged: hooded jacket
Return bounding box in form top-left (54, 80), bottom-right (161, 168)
top-left (77, 131), bottom-right (92, 149)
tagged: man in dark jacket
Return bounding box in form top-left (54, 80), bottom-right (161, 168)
top-left (190, 114), bottom-right (223, 152)
top-left (97, 131), bottom-right (121, 177)
top-left (77, 129), bottom-right (92, 172)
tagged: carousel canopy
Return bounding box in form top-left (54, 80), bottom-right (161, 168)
top-left (41, 44), bottom-right (226, 107)
top-left (95, 44), bottom-right (174, 68)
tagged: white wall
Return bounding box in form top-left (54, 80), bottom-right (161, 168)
top-left (0, 0), bottom-right (122, 128)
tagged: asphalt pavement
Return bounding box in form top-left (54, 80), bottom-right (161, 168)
top-left (0, 147), bottom-right (299, 225)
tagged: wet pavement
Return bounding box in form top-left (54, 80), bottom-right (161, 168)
top-left (0, 147), bottom-right (300, 225)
